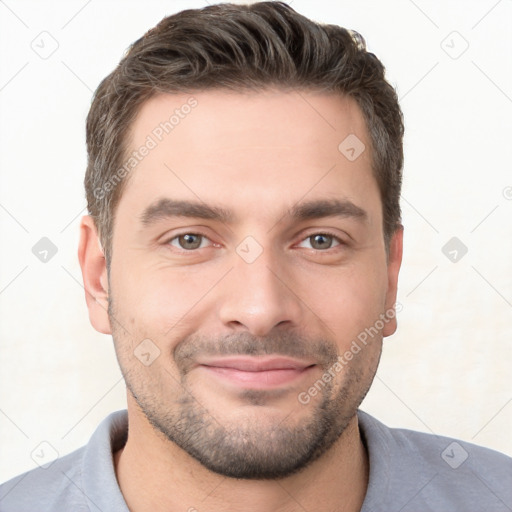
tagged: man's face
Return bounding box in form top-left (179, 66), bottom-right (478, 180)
top-left (96, 89), bottom-right (402, 479)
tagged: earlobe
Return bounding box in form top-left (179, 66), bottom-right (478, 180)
top-left (383, 225), bottom-right (404, 338)
top-left (78, 215), bottom-right (112, 334)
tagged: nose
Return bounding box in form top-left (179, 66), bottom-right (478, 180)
top-left (217, 244), bottom-right (304, 337)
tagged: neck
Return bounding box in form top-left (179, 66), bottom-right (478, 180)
top-left (114, 400), bottom-right (368, 512)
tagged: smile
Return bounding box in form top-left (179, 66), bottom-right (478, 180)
top-left (196, 356), bottom-right (317, 389)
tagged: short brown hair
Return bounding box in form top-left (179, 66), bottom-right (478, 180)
top-left (85, 1), bottom-right (404, 267)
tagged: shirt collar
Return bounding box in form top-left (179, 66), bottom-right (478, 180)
top-left (81, 409), bottom-right (129, 511)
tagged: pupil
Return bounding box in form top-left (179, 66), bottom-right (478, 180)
top-left (312, 234), bottom-right (331, 249)
top-left (181, 234), bottom-right (201, 249)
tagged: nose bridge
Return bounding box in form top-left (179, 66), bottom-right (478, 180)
top-left (217, 238), bottom-right (303, 335)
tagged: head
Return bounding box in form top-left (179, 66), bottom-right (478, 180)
top-left (79, 1), bottom-right (404, 480)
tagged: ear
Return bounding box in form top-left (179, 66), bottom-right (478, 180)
top-left (78, 215), bottom-right (112, 334)
top-left (382, 225), bottom-right (403, 337)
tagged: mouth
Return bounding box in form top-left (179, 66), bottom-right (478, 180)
top-left (196, 356), bottom-right (317, 389)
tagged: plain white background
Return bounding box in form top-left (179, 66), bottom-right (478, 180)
top-left (1, 0), bottom-right (511, 482)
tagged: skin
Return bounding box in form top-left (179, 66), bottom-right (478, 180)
top-left (78, 89), bottom-right (403, 512)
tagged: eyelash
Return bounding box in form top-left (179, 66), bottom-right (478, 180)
top-left (164, 231), bottom-right (346, 253)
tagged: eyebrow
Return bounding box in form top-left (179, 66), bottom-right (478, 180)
top-left (139, 197), bottom-right (368, 228)
top-left (139, 198), bottom-right (233, 226)
top-left (290, 198), bottom-right (367, 223)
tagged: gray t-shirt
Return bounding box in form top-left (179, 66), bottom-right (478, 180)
top-left (1, 409), bottom-right (511, 511)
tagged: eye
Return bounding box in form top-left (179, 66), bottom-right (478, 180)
top-left (164, 231), bottom-right (344, 253)
top-left (167, 233), bottom-right (212, 251)
top-left (297, 232), bottom-right (343, 251)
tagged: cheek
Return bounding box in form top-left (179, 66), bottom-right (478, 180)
top-left (111, 261), bottom-right (221, 344)
top-left (306, 261), bottom-right (388, 340)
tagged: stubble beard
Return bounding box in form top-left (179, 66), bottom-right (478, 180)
top-left (110, 298), bottom-right (381, 480)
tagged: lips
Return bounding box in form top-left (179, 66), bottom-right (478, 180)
top-left (196, 356), bottom-right (316, 389)
top-left (199, 356), bottom-right (314, 371)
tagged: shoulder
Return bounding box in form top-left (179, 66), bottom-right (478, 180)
top-left (358, 409), bottom-right (512, 511)
top-left (0, 446), bottom-right (88, 512)
top-left (0, 410), bottom-right (128, 512)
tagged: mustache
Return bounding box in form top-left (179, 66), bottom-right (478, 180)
top-left (173, 331), bottom-right (339, 374)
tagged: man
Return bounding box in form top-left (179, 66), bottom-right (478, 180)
top-left (1, 2), bottom-right (510, 511)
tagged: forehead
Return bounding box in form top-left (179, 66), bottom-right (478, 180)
top-left (117, 89), bottom-right (379, 227)
top-left (128, 88), bottom-right (369, 156)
